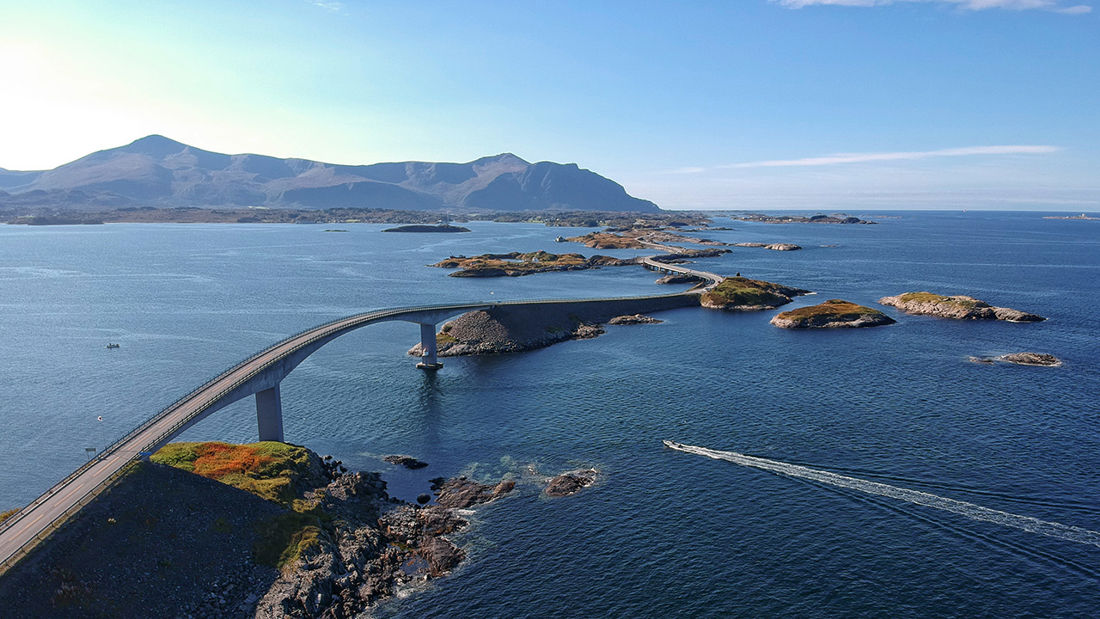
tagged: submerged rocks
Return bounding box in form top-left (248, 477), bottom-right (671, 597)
top-left (770, 299), bottom-right (895, 329)
top-left (699, 277), bottom-right (810, 311)
top-left (608, 314), bottom-right (663, 325)
top-left (878, 292), bottom-right (1045, 322)
top-left (383, 455), bottom-right (428, 469)
top-left (544, 469), bottom-right (598, 498)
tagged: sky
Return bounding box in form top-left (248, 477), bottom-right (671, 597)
top-left (0, 0), bottom-right (1096, 210)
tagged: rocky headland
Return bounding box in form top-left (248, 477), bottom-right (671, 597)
top-left (699, 277), bottom-right (810, 311)
top-left (878, 292), bottom-right (1045, 322)
top-left (770, 299), bottom-right (895, 329)
top-left (0, 441), bottom-right (513, 618)
top-left (430, 251), bottom-right (635, 277)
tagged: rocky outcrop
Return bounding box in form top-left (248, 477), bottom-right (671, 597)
top-left (383, 455), bottom-right (428, 469)
top-left (770, 299), bottom-right (895, 329)
top-left (878, 292), bottom-right (1045, 322)
top-left (256, 469), bottom-right (514, 618)
top-left (999, 352), bottom-right (1061, 366)
top-left (408, 296), bottom-right (696, 357)
top-left (545, 469), bottom-right (598, 497)
top-left (699, 277), bottom-right (810, 311)
top-left (430, 476), bottom-right (516, 509)
top-left (732, 242), bottom-right (802, 250)
top-left (656, 273), bottom-right (703, 285)
top-left (608, 314), bottom-right (662, 325)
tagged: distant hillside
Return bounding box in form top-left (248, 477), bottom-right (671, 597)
top-left (0, 136), bottom-right (659, 212)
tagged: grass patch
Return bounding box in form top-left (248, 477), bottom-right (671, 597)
top-left (253, 509), bottom-right (330, 570)
top-left (152, 441), bottom-right (320, 506)
top-left (777, 299), bottom-right (884, 321)
top-left (701, 277), bottom-right (800, 307)
top-left (436, 332), bottom-right (458, 346)
top-left (896, 291), bottom-right (982, 309)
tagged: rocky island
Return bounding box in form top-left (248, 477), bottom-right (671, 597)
top-left (733, 213), bottom-right (876, 224)
top-left (383, 224), bottom-right (470, 233)
top-left (970, 352), bottom-right (1062, 367)
top-left (699, 277), bottom-right (810, 311)
top-left (732, 242), bottom-right (802, 251)
top-left (566, 228), bottom-right (729, 250)
top-left (878, 292), bottom-right (1045, 322)
top-left (770, 299), bottom-right (895, 329)
top-left (430, 251), bottom-right (635, 277)
top-left (0, 441), bottom-right (513, 618)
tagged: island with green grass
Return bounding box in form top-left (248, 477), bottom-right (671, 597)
top-left (878, 292), bottom-right (1044, 322)
top-left (430, 251), bottom-right (636, 277)
top-left (770, 299), bottom-right (895, 329)
top-left (699, 277), bottom-right (810, 311)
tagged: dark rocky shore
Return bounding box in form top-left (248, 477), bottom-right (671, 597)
top-left (0, 442), bottom-right (519, 618)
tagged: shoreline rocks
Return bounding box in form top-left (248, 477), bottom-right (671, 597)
top-left (878, 292), bottom-right (1044, 322)
top-left (608, 314), bottom-right (662, 325)
top-left (770, 299), bottom-right (895, 329)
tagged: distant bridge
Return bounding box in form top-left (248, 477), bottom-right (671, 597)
top-left (0, 257), bottom-right (725, 573)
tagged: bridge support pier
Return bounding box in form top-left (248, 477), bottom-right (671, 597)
top-left (416, 322), bottom-right (443, 370)
top-left (256, 385), bottom-right (285, 442)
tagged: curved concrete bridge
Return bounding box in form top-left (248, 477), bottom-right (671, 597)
top-left (0, 278), bottom-right (724, 572)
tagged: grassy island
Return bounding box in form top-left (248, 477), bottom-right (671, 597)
top-left (770, 299), bottom-right (895, 329)
top-left (699, 277), bottom-right (809, 310)
top-left (878, 291), bottom-right (1044, 322)
top-left (430, 251), bottom-right (634, 277)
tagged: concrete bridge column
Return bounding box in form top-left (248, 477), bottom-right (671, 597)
top-left (416, 322), bottom-right (443, 370)
top-left (256, 385), bottom-right (285, 442)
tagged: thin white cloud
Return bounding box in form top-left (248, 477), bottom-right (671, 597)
top-left (773, 0), bottom-right (1092, 13)
top-left (306, 0), bottom-right (345, 12)
top-left (672, 145), bottom-right (1060, 173)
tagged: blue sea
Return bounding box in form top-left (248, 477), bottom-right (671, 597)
top-left (1, 212), bottom-right (1097, 617)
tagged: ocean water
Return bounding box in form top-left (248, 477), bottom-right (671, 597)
top-left (0, 212), bottom-right (1097, 617)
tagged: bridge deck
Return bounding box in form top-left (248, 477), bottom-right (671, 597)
top-left (0, 284), bottom-right (713, 572)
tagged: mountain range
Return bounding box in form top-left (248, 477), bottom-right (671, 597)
top-left (0, 136), bottom-right (658, 213)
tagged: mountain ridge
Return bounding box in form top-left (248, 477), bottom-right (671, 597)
top-left (0, 136), bottom-right (659, 212)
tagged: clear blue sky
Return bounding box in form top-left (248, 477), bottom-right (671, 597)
top-left (1, 0), bottom-right (1096, 210)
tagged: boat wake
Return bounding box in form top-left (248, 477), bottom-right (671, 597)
top-left (663, 440), bottom-right (1100, 548)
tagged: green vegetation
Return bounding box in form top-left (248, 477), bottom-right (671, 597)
top-left (896, 291), bottom-right (982, 309)
top-left (252, 509), bottom-right (330, 570)
top-left (436, 331), bottom-right (458, 346)
top-left (0, 507), bottom-right (19, 524)
top-left (701, 277), bottom-right (805, 308)
top-left (152, 441), bottom-right (322, 506)
top-left (777, 299), bottom-right (885, 321)
top-left (152, 441), bottom-right (336, 571)
top-left (431, 250), bottom-right (630, 277)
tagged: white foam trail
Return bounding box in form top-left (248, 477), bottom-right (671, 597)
top-left (664, 441), bottom-right (1100, 548)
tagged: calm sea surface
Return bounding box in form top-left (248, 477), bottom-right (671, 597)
top-left (1, 212), bottom-right (1097, 617)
